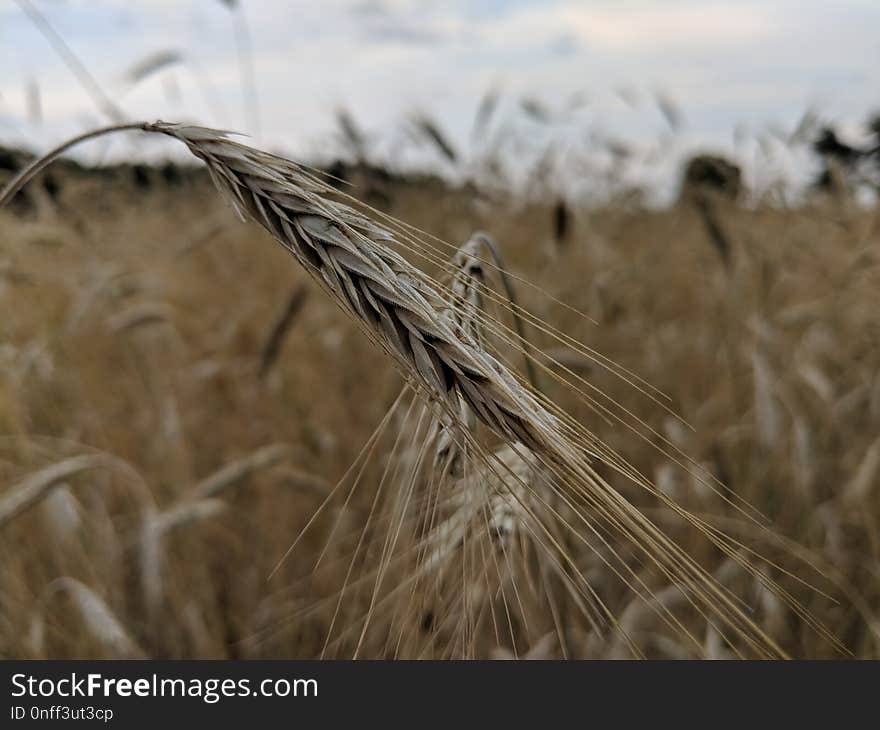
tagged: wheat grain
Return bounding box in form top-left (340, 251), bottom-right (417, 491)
top-left (37, 578), bottom-right (145, 658)
top-left (152, 498), bottom-right (228, 534)
top-left (189, 443), bottom-right (289, 500)
top-left (0, 455), bottom-right (108, 528)
top-left (39, 484), bottom-right (82, 545)
top-left (843, 435), bottom-right (880, 506)
top-left (105, 301), bottom-right (172, 334)
top-left (124, 50), bottom-right (183, 86)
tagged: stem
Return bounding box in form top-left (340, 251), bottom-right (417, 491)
top-left (471, 232), bottom-right (541, 393)
top-left (15, 0), bottom-right (127, 124)
top-left (0, 124), bottom-right (536, 401)
top-left (232, 5), bottom-right (261, 139)
top-left (0, 122), bottom-right (155, 209)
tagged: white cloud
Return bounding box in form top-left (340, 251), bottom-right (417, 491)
top-left (1, 0), bottom-right (878, 195)
top-left (480, 2), bottom-right (773, 53)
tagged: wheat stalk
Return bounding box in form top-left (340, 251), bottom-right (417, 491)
top-left (188, 442), bottom-right (290, 500)
top-left (40, 484), bottom-right (83, 545)
top-left (0, 455), bottom-right (110, 528)
top-left (1, 121), bottom-right (800, 657)
top-left (429, 234), bottom-right (544, 561)
top-left (32, 577), bottom-right (145, 659)
top-left (137, 443), bottom-right (288, 613)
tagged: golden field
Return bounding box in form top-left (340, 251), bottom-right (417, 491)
top-left (1, 157), bottom-right (878, 659)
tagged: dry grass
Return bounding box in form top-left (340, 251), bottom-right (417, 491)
top-left (0, 125), bottom-right (878, 659)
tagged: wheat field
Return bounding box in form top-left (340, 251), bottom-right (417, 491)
top-left (0, 118), bottom-right (878, 659)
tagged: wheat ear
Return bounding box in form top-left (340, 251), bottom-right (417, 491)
top-left (1, 121), bottom-right (791, 657)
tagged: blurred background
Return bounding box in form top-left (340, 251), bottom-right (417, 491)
top-left (2, 0), bottom-right (880, 198)
top-left (0, 1), bottom-right (878, 659)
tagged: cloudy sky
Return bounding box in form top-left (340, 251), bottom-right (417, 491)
top-left (1, 0), bottom-right (879, 190)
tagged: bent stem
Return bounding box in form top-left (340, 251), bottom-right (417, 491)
top-left (0, 122), bottom-right (155, 208)
top-left (470, 231), bottom-right (541, 393)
